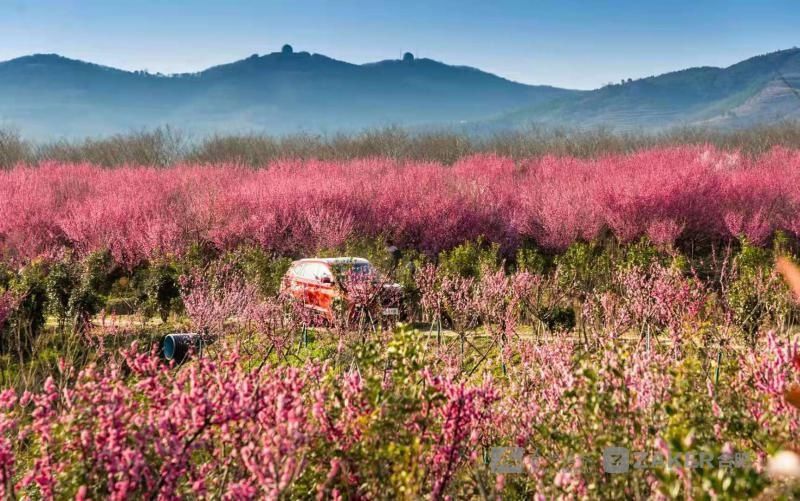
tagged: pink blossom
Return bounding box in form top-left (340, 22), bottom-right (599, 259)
top-left (4, 147), bottom-right (800, 264)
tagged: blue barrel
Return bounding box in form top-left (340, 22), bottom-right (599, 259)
top-left (162, 333), bottom-right (201, 363)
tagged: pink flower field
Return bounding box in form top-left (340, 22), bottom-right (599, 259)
top-left (3, 146), bottom-right (800, 265)
top-left (1, 146), bottom-right (800, 498)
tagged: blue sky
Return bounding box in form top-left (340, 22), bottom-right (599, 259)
top-left (2, 0), bottom-right (799, 89)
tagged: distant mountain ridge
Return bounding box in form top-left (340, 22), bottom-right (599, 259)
top-left (0, 46), bottom-right (574, 139)
top-left (0, 46), bottom-right (798, 139)
top-left (483, 48), bottom-right (800, 132)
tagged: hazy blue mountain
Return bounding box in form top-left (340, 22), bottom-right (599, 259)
top-left (0, 47), bottom-right (575, 139)
top-left (1, 46), bottom-right (798, 140)
top-left (483, 48), bottom-right (800, 132)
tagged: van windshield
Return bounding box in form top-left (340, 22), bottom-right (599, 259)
top-left (331, 262), bottom-right (374, 277)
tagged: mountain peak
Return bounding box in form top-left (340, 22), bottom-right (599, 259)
top-left (6, 53), bottom-right (73, 66)
top-left (0, 47), bottom-right (797, 139)
top-left (0, 53), bottom-right (131, 77)
top-left (199, 48), bottom-right (354, 79)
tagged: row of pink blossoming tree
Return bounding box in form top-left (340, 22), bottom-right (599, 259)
top-left (2, 146), bottom-right (800, 265)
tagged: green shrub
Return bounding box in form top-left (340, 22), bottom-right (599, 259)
top-left (438, 238), bottom-right (501, 278)
top-left (554, 241), bottom-right (614, 296)
top-left (514, 244), bottom-right (547, 274)
top-left (224, 247), bottom-right (293, 297)
top-left (538, 305), bottom-right (576, 331)
top-left (620, 237), bottom-right (664, 271)
top-left (725, 238), bottom-right (786, 345)
top-left (46, 257), bottom-right (81, 327)
top-left (6, 260), bottom-right (48, 357)
top-left (137, 260), bottom-right (181, 322)
top-left (182, 242), bottom-right (220, 270)
top-left (45, 251), bottom-right (116, 331)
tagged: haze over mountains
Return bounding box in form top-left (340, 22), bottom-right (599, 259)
top-left (1, 45), bottom-right (799, 140)
top-left (487, 47), bottom-right (800, 132)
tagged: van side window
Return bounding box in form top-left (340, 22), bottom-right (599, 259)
top-left (304, 263), bottom-right (332, 282)
top-left (294, 264), bottom-right (313, 280)
top-left (317, 265), bottom-right (334, 283)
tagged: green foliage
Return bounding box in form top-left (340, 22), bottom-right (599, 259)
top-left (5, 260), bottom-right (48, 357)
top-left (81, 250), bottom-right (117, 296)
top-left (725, 238), bottom-right (787, 345)
top-left (137, 259), bottom-right (181, 322)
top-left (395, 256), bottom-right (426, 320)
top-left (438, 238), bottom-right (501, 278)
top-left (727, 279), bottom-right (765, 344)
top-left (322, 236), bottom-right (390, 267)
top-left (772, 229), bottom-right (791, 256)
top-left (45, 251), bottom-right (115, 331)
top-left (68, 280), bottom-right (103, 331)
top-left (224, 246), bottom-right (292, 297)
top-left (620, 237), bottom-right (664, 270)
top-left (182, 241), bottom-right (220, 270)
top-left (735, 237), bottom-right (772, 271)
top-left (314, 325), bottom-right (439, 498)
top-left (0, 263), bottom-right (14, 290)
top-left (654, 355), bottom-right (767, 499)
top-left (539, 305), bottom-right (576, 331)
top-left (104, 272), bottom-right (137, 315)
top-left (670, 253), bottom-right (691, 274)
top-left (514, 244), bottom-right (547, 274)
top-left (554, 241), bottom-right (613, 296)
top-left (46, 258), bottom-right (80, 326)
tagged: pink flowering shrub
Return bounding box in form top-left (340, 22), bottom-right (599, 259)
top-left (5, 148), bottom-right (800, 498)
top-left (440, 274), bottom-right (480, 334)
top-left (425, 373), bottom-right (497, 499)
top-left (247, 297), bottom-right (295, 358)
top-left (618, 264), bottom-right (707, 348)
top-left (5, 147), bottom-right (800, 265)
top-left (179, 264), bottom-right (258, 337)
top-left (11, 345), bottom-right (319, 499)
top-left (0, 327), bottom-right (514, 499)
top-left (477, 268), bottom-right (523, 341)
top-left (416, 263), bottom-right (443, 324)
top-left (0, 291), bottom-right (19, 329)
top-left (736, 331), bottom-right (800, 434)
top-left (0, 313), bottom-right (792, 498)
top-left (0, 389), bottom-right (19, 499)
